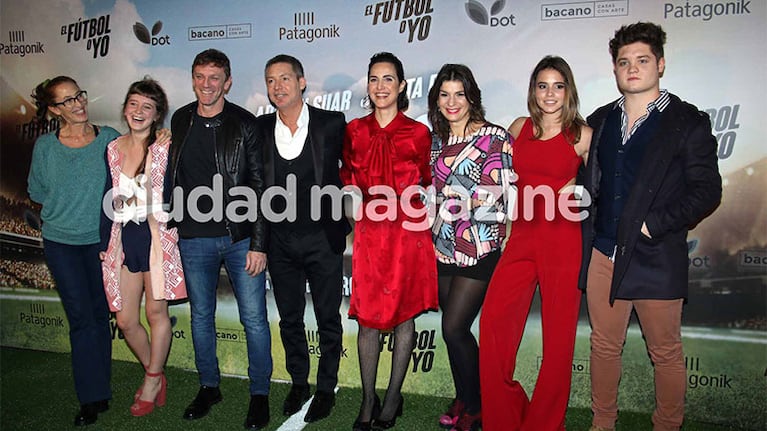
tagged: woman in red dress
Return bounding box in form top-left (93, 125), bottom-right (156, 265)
top-left (341, 52), bottom-right (438, 431)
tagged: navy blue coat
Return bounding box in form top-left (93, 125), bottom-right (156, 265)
top-left (578, 94), bottom-right (722, 303)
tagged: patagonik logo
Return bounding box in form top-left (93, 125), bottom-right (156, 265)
top-left (1, 30), bottom-right (45, 58)
top-left (133, 20), bottom-right (170, 46)
top-left (465, 0), bottom-right (516, 27)
top-left (279, 11), bottom-right (341, 43)
top-left (19, 303), bottom-right (64, 330)
top-left (664, 0), bottom-right (752, 21)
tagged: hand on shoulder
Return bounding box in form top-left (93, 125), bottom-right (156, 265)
top-left (155, 128), bottom-right (172, 147)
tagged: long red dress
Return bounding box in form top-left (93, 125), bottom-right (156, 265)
top-left (341, 112), bottom-right (438, 330)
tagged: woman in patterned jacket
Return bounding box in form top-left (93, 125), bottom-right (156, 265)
top-left (428, 63), bottom-right (515, 431)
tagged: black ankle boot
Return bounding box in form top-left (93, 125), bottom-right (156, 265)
top-left (74, 400), bottom-right (108, 426)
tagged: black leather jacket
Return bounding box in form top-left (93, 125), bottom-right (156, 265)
top-left (164, 100), bottom-right (267, 252)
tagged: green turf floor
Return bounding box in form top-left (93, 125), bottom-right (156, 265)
top-left (0, 346), bottom-right (746, 430)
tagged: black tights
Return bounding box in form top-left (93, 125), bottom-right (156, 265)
top-left (356, 319), bottom-right (415, 422)
top-left (439, 275), bottom-right (489, 414)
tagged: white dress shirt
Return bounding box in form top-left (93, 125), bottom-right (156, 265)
top-left (274, 102), bottom-right (309, 160)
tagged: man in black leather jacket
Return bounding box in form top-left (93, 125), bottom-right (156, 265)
top-left (164, 48), bottom-right (271, 430)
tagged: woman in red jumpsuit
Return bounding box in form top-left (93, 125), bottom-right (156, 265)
top-left (479, 56), bottom-right (592, 430)
top-left (341, 52), bottom-right (438, 431)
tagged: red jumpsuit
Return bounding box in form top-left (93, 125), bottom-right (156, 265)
top-left (479, 118), bottom-right (583, 430)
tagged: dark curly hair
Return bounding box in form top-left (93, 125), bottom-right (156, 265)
top-left (609, 22), bottom-right (666, 63)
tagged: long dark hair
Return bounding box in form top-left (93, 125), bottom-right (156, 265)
top-left (367, 52), bottom-right (409, 111)
top-left (122, 77), bottom-right (169, 176)
top-left (427, 64), bottom-right (486, 143)
top-left (31, 76), bottom-right (78, 123)
top-left (526, 56), bottom-right (586, 145)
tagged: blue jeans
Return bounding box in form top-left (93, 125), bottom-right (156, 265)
top-left (178, 236), bottom-right (272, 395)
top-left (44, 239), bottom-right (112, 404)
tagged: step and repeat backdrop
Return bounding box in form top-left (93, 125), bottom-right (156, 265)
top-left (1, 0), bottom-right (765, 428)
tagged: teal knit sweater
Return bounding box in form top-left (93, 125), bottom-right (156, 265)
top-left (27, 126), bottom-right (121, 245)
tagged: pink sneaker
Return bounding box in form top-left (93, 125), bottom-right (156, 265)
top-left (439, 399), bottom-right (465, 428)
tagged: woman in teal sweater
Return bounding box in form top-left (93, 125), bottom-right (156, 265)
top-left (27, 76), bottom-right (120, 427)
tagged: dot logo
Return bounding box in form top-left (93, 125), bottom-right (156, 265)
top-left (465, 0), bottom-right (516, 27)
top-left (687, 239), bottom-right (698, 254)
top-left (687, 239), bottom-right (711, 269)
top-left (133, 20), bottom-right (170, 46)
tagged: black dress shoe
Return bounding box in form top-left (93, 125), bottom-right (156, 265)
top-left (282, 384), bottom-right (310, 416)
top-left (304, 390), bottom-right (335, 423)
top-left (244, 394), bottom-right (269, 429)
top-left (183, 385), bottom-right (222, 420)
top-left (352, 394), bottom-right (381, 431)
top-left (74, 400), bottom-right (109, 426)
top-left (371, 395), bottom-right (403, 430)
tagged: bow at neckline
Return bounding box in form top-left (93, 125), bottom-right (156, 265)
top-left (366, 130), bottom-right (395, 187)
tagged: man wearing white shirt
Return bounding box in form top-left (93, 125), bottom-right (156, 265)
top-left (255, 54), bottom-right (348, 423)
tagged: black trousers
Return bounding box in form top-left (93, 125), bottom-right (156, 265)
top-left (268, 227), bottom-right (343, 392)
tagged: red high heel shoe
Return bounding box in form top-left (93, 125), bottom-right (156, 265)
top-left (133, 376), bottom-right (167, 402)
top-left (130, 371), bottom-right (167, 416)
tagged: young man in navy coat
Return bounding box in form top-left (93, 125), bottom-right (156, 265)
top-left (579, 22), bottom-right (721, 431)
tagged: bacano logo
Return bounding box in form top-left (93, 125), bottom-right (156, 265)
top-left (465, 0), bottom-right (516, 27)
top-left (133, 20), bottom-right (170, 46)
